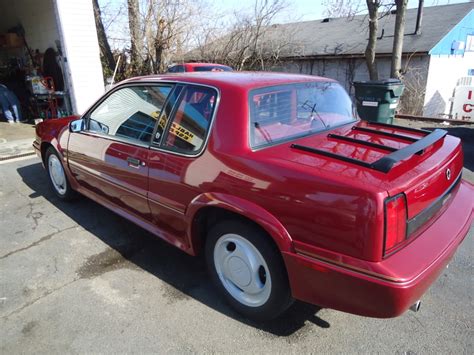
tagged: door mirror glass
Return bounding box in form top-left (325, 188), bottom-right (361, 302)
top-left (69, 119), bottom-right (84, 133)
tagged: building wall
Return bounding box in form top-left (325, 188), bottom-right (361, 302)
top-left (275, 55), bottom-right (430, 114)
top-left (54, 0), bottom-right (104, 114)
top-left (0, 0), bottom-right (104, 115)
top-left (424, 53), bottom-right (474, 117)
top-left (424, 9), bottom-right (474, 118)
top-left (0, 0), bottom-right (60, 52)
top-left (429, 9), bottom-right (474, 56)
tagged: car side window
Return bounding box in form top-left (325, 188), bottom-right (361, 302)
top-left (161, 85), bottom-right (217, 155)
top-left (88, 85), bottom-right (172, 144)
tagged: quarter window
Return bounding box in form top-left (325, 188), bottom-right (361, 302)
top-left (88, 85), bottom-right (172, 144)
top-left (162, 86), bottom-right (217, 154)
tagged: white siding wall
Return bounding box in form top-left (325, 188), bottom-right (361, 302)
top-left (54, 0), bottom-right (104, 114)
top-left (423, 53), bottom-right (474, 117)
top-left (0, 0), bottom-right (59, 52)
top-left (277, 56), bottom-right (429, 94)
top-left (277, 56), bottom-right (430, 114)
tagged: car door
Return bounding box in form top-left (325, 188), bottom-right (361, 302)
top-left (67, 84), bottom-right (173, 222)
top-left (147, 84), bottom-right (218, 248)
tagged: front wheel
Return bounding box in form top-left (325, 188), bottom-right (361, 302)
top-left (45, 147), bottom-right (76, 201)
top-left (205, 220), bottom-right (293, 321)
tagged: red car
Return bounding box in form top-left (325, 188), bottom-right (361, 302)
top-left (33, 72), bottom-right (473, 321)
top-left (166, 62), bottom-right (233, 73)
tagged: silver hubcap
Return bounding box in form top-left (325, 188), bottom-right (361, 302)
top-left (48, 154), bottom-right (67, 195)
top-left (214, 234), bottom-right (271, 307)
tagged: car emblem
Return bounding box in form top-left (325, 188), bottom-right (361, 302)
top-left (446, 168), bottom-right (451, 181)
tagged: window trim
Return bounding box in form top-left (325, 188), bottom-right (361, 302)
top-left (80, 80), bottom-right (221, 157)
top-left (150, 84), bottom-right (184, 147)
top-left (247, 82), bottom-right (357, 151)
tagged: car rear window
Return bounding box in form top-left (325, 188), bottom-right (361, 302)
top-left (249, 82), bottom-right (356, 149)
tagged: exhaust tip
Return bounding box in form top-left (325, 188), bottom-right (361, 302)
top-left (410, 300), bottom-right (421, 312)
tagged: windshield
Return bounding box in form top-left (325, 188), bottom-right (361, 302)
top-left (249, 81), bottom-right (356, 148)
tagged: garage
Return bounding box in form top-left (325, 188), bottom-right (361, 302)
top-left (0, 0), bottom-right (104, 127)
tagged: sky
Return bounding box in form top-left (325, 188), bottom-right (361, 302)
top-left (99, 0), bottom-right (473, 49)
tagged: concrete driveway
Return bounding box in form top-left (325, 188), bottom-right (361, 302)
top-left (0, 122), bottom-right (36, 160)
top-left (1, 128), bottom-right (472, 353)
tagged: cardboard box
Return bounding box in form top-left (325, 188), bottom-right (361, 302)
top-left (4, 33), bottom-right (23, 48)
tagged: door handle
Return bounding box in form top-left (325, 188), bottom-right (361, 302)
top-left (127, 157), bottom-right (145, 168)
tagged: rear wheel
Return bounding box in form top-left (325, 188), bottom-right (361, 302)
top-left (205, 219), bottom-right (293, 321)
top-left (45, 147), bottom-right (76, 201)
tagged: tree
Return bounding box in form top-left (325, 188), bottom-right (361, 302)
top-left (92, 0), bottom-right (116, 77)
top-left (323, 0), bottom-right (414, 80)
top-left (323, 0), bottom-right (363, 18)
top-left (365, 0), bottom-right (380, 80)
top-left (195, 0), bottom-right (293, 71)
top-left (127, 0), bottom-right (143, 74)
top-left (118, 0), bottom-right (206, 74)
top-left (98, 0), bottom-right (292, 76)
top-left (322, 0), bottom-right (382, 80)
top-left (145, 0), bottom-right (198, 73)
top-left (391, 0), bottom-right (409, 79)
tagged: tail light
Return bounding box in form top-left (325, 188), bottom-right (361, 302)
top-left (384, 193), bottom-right (407, 256)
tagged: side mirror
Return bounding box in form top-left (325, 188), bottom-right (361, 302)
top-left (69, 119), bottom-right (84, 133)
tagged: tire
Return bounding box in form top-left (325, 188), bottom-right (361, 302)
top-left (205, 219), bottom-right (293, 321)
top-left (45, 147), bottom-right (76, 201)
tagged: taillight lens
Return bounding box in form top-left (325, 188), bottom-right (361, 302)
top-left (384, 194), bottom-right (407, 256)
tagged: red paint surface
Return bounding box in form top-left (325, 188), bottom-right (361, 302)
top-left (34, 72), bottom-right (474, 318)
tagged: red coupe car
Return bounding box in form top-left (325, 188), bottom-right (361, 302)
top-left (166, 62), bottom-right (233, 73)
top-left (33, 72), bottom-right (473, 321)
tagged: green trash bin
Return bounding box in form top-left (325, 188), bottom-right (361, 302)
top-left (353, 79), bottom-right (405, 124)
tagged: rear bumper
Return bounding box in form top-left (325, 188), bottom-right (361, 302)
top-left (283, 180), bottom-right (473, 318)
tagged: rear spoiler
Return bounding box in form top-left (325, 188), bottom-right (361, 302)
top-left (291, 122), bottom-right (448, 173)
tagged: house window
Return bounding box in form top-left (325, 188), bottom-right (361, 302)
top-left (466, 35), bottom-right (474, 52)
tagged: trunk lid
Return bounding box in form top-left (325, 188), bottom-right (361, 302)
top-left (263, 120), bottom-right (463, 222)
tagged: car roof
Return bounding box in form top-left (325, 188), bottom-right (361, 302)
top-left (121, 71), bottom-right (336, 91)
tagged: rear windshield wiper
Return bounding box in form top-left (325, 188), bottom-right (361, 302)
top-left (302, 100), bottom-right (328, 129)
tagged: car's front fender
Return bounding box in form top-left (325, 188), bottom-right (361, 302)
top-left (36, 117), bottom-right (79, 189)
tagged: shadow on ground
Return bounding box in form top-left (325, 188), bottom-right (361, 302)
top-left (423, 126), bottom-right (474, 171)
top-left (17, 162), bottom-right (330, 336)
